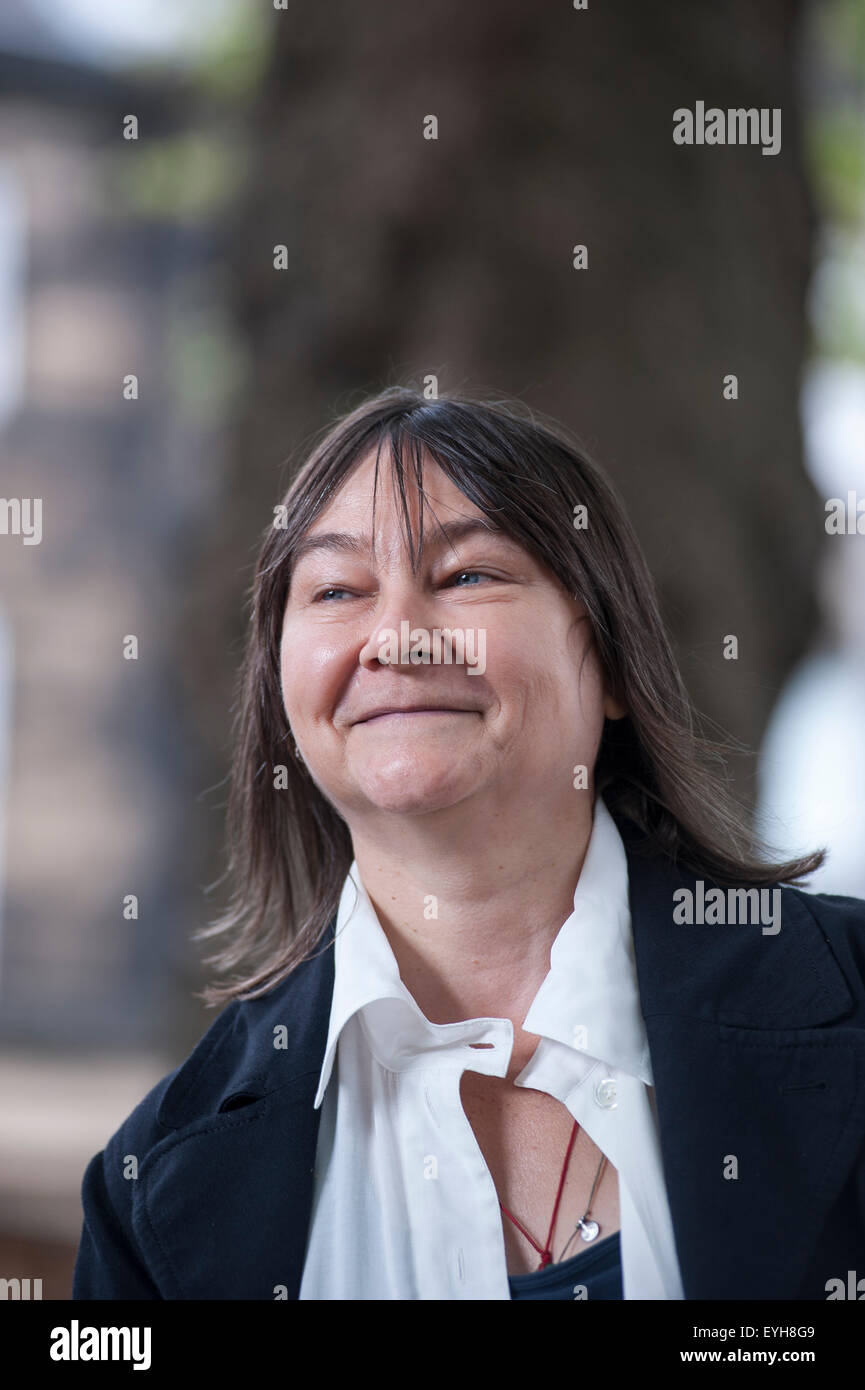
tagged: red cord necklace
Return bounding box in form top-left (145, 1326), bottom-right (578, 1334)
top-left (499, 1119), bottom-right (607, 1270)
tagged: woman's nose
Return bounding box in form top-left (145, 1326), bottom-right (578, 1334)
top-left (357, 583), bottom-right (440, 669)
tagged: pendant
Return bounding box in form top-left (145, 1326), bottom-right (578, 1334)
top-left (577, 1219), bottom-right (599, 1242)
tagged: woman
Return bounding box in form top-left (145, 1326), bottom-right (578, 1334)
top-left (73, 386), bottom-right (865, 1300)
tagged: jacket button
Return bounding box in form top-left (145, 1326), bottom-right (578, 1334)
top-left (594, 1077), bottom-right (618, 1109)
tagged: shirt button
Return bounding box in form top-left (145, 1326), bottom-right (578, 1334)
top-left (594, 1077), bottom-right (618, 1109)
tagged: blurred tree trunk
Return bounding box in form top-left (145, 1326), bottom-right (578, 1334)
top-left (186, 0), bottom-right (819, 940)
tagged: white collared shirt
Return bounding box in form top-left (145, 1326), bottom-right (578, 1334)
top-left (299, 796), bottom-right (685, 1300)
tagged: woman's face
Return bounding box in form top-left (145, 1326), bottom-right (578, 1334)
top-left (279, 449), bottom-right (625, 826)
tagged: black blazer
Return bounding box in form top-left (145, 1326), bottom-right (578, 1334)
top-left (72, 813), bottom-right (865, 1300)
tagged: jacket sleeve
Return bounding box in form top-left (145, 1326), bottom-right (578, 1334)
top-left (72, 1067), bottom-right (181, 1300)
top-left (73, 1147), bottom-right (162, 1299)
top-left (72, 1003), bottom-right (245, 1299)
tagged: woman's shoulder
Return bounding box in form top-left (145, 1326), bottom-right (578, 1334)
top-left (74, 948), bottom-right (335, 1298)
top-left (96, 997), bottom-right (249, 1177)
top-left (787, 882), bottom-right (865, 940)
top-left (783, 883), bottom-right (865, 1020)
top-left (106, 938), bottom-right (336, 1161)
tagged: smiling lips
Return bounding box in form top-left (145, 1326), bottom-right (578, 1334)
top-left (355, 706), bottom-right (475, 724)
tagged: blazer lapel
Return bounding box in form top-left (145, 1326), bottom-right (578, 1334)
top-left (616, 814), bottom-right (865, 1299)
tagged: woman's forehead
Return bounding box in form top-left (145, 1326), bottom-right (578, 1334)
top-left (303, 448), bottom-right (490, 543)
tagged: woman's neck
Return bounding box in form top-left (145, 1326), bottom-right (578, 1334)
top-left (350, 795), bottom-right (595, 1027)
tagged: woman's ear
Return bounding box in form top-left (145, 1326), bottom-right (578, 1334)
top-left (603, 692), bottom-right (628, 720)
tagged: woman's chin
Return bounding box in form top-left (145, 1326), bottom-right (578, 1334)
top-left (351, 762), bottom-right (477, 816)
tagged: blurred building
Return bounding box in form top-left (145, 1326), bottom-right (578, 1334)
top-left (0, 2), bottom-right (221, 1293)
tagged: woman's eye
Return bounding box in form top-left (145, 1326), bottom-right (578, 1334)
top-left (447, 569), bottom-right (491, 587)
top-left (312, 571), bottom-right (495, 600)
top-left (314, 587), bottom-right (353, 602)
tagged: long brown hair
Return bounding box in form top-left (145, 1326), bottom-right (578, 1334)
top-left (195, 385), bottom-right (825, 1007)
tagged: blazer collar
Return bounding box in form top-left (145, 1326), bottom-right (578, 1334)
top-left (614, 810), bottom-right (855, 1029)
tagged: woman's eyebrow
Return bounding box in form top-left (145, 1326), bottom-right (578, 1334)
top-left (291, 518), bottom-right (512, 568)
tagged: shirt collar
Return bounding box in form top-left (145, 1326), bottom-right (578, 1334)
top-left (521, 795), bottom-right (653, 1084)
top-left (313, 795), bottom-right (651, 1108)
top-left (312, 864), bottom-right (419, 1108)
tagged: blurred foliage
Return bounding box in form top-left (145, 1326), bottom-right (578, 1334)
top-left (107, 0), bottom-right (269, 220)
top-left (98, 3), bottom-right (267, 424)
top-left (108, 128), bottom-right (247, 220)
top-left (164, 286), bottom-right (251, 425)
top-left (186, 0), bottom-right (271, 101)
top-left (804, 0), bottom-right (865, 363)
top-left (808, 234), bottom-right (865, 363)
top-left (124, 2), bottom-right (271, 101)
top-left (808, 111), bottom-right (865, 229)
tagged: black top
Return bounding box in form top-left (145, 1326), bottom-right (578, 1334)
top-left (508, 1231), bottom-right (623, 1301)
